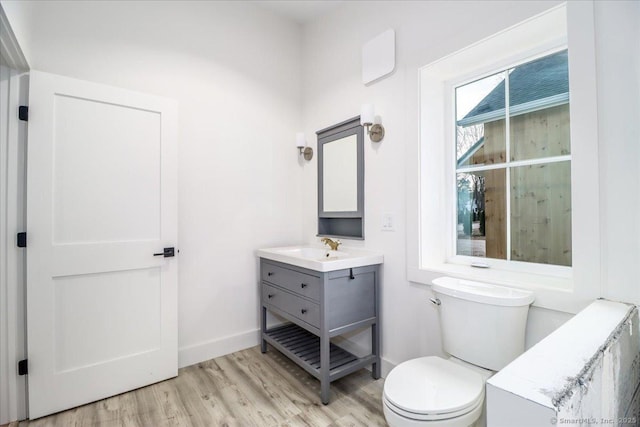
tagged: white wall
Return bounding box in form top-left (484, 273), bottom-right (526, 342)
top-left (2, 0), bottom-right (638, 407)
top-left (596, 0), bottom-right (640, 305)
top-left (301, 0), bottom-right (570, 372)
top-left (1, 0), bottom-right (306, 367)
top-left (301, 0), bottom-right (639, 371)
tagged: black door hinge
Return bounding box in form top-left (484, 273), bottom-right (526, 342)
top-left (18, 106), bottom-right (28, 121)
top-left (18, 359), bottom-right (28, 375)
top-left (17, 232), bottom-right (26, 248)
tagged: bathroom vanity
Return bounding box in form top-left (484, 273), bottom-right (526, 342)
top-left (256, 246), bottom-right (382, 404)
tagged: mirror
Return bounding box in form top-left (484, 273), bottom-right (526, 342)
top-left (323, 134), bottom-right (358, 212)
top-left (317, 117), bottom-right (364, 239)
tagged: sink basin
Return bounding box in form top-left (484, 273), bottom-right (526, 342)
top-left (277, 247), bottom-right (348, 260)
top-left (256, 245), bottom-right (383, 272)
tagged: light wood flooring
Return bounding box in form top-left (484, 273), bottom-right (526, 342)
top-left (8, 345), bottom-right (387, 427)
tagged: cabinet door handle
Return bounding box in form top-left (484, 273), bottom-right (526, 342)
top-left (267, 294), bottom-right (274, 299)
top-left (300, 283), bottom-right (307, 288)
top-left (267, 272), bottom-right (274, 276)
top-left (300, 309), bottom-right (307, 314)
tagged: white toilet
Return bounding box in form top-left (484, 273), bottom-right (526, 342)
top-left (383, 276), bottom-right (535, 427)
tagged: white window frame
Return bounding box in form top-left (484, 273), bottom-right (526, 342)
top-left (406, 2), bottom-right (601, 314)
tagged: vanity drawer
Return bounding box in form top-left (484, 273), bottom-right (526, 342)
top-left (261, 262), bottom-right (321, 301)
top-left (262, 283), bottom-right (320, 328)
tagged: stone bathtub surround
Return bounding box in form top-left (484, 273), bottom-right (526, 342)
top-left (487, 300), bottom-right (640, 426)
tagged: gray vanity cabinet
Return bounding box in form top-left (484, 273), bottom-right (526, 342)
top-left (259, 258), bottom-right (380, 405)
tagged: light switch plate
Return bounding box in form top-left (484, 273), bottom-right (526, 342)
top-left (382, 212), bottom-right (395, 231)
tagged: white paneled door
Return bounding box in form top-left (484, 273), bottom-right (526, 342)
top-left (26, 71), bottom-right (178, 419)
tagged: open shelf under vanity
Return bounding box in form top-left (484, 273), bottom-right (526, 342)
top-left (264, 323), bottom-right (377, 381)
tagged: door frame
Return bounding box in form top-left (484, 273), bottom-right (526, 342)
top-left (0, 4), bottom-right (29, 423)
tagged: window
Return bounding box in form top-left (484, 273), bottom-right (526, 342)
top-left (408, 3), bottom-right (601, 312)
top-left (454, 51), bottom-right (571, 267)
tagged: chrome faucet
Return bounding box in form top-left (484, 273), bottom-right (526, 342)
top-left (321, 237), bottom-right (341, 251)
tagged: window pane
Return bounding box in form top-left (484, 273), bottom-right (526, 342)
top-left (456, 72), bottom-right (506, 167)
top-left (510, 161), bottom-right (572, 266)
top-left (509, 50), bottom-right (571, 161)
top-left (456, 169), bottom-right (506, 259)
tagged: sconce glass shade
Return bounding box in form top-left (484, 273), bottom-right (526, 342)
top-left (360, 104), bottom-right (375, 126)
top-left (296, 132), bottom-right (306, 148)
top-left (296, 131), bottom-right (313, 160)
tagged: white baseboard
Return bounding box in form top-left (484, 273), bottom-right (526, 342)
top-left (178, 329), bottom-right (260, 368)
top-left (380, 357), bottom-right (396, 378)
top-left (331, 336), bottom-right (396, 379)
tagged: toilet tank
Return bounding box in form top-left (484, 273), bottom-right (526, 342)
top-left (432, 277), bottom-right (535, 371)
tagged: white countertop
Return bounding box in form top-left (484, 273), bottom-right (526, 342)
top-left (256, 245), bottom-right (383, 272)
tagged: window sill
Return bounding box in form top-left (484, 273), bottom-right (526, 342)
top-left (408, 262), bottom-right (588, 315)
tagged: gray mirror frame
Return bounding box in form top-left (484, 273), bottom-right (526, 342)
top-left (317, 116), bottom-right (364, 239)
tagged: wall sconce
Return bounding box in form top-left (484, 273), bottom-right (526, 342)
top-left (360, 104), bottom-right (385, 142)
top-left (296, 132), bottom-right (313, 161)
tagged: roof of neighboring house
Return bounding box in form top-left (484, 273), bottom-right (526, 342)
top-left (457, 50), bottom-right (569, 127)
top-left (457, 136), bottom-right (484, 167)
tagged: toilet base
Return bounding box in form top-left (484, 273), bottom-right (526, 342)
top-left (382, 393), bottom-right (483, 427)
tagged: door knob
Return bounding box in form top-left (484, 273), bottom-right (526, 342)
top-left (153, 247), bottom-right (175, 257)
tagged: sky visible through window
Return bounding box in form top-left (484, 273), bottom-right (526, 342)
top-left (455, 74), bottom-right (505, 121)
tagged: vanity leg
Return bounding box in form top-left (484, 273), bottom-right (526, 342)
top-left (321, 380), bottom-right (330, 405)
top-left (260, 305), bottom-right (267, 353)
top-left (320, 333), bottom-right (331, 405)
top-left (371, 322), bottom-right (381, 379)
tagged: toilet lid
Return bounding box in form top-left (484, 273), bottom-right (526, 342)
top-left (383, 356), bottom-right (484, 417)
